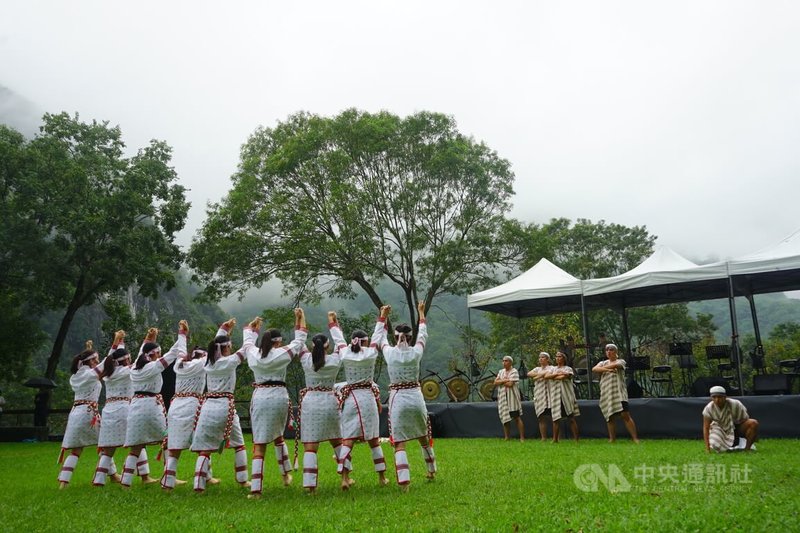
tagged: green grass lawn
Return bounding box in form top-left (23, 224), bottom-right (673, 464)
top-left (1, 438), bottom-right (798, 532)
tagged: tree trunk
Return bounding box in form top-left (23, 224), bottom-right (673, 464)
top-left (45, 279), bottom-right (85, 380)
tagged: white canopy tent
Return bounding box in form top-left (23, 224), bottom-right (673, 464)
top-left (467, 258), bottom-right (584, 318)
top-left (468, 231), bottom-right (800, 396)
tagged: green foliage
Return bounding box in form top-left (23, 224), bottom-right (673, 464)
top-left (189, 109), bottom-right (515, 343)
top-left (0, 439), bottom-right (797, 531)
top-left (0, 114), bottom-right (190, 381)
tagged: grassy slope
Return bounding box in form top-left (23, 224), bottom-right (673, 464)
top-left (1, 438), bottom-right (798, 532)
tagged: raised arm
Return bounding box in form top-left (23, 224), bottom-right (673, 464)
top-left (243, 317), bottom-right (263, 347)
top-left (139, 327), bottom-right (159, 357)
top-left (328, 311), bottom-right (347, 350)
top-left (286, 308), bottom-right (309, 356)
top-left (415, 302), bottom-right (428, 352)
top-left (372, 306), bottom-right (389, 349)
top-left (157, 320), bottom-right (189, 369)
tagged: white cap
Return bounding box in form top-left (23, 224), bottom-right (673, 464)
top-left (502, 355), bottom-right (513, 363)
top-left (709, 386), bottom-right (727, 396)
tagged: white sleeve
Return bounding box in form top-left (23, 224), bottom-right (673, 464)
top-left (242, 327), bottom-right (259, 347)
top-left (329, 323), bottom-right (347, 350)
top-left (157, 333), bottom-right (187, 369)
top-left (286, 328), bottom-right (308, 356)
top-left (371, 318), bottom-right (387, 348)
top-left (415, 320), bottom-right (428, 351)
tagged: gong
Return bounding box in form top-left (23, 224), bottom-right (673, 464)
top-left (421, 379), bottom-right (441, 401)
top-left (447, 377), bottom-right (469, 402)
top-left (479, 379), bottom-right (496, 401)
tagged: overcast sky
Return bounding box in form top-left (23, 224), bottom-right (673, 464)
top-left (2, 0), bottom-right (799, 265)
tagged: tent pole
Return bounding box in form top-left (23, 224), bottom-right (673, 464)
top-left (580, 292), bottom-right (592, 399)
top-left (726, 271), bottom-right (745, 395)
top-left (621, 307), bottom-right (632, 359)
top-left (746, 294), bottom-right (762, 348)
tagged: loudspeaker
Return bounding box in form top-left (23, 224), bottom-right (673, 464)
top-left (753, 374), bottom-right (792, 395)
top-left (626, 377), bottom-right (643, 399)
top-left (691, 377), bottom-right (729, 397)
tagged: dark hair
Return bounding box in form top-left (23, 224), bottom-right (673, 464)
top-left (394, 323), bottom-right (412, 345)
top-left (135, 342), bottom-right (159, 370)
top-left (180, 345), bottom-right (205, 369)
top-left (311, 334), bottom-right (328, 372)
top-left (350, 329), bottom-right (367, 353)
top-left (206, 335), bottom-right (230, 367)
top-left (70, 349), bottom-right (97, 375)
top-left (259, 328), bottom-right (282, 358)
top-left (101, 348), bottom-right (130, 378)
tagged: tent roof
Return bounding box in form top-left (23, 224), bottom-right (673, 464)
top-left (582, 246), bottom-right (730, 308)
top-left (729, 229), bottom-right (800, 294)
top-left (467, 258), bottom-right (584, 317)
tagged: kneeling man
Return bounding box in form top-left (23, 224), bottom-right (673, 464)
top-left (703, 386), bottom-right (758, 452)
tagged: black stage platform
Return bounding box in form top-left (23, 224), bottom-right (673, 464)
top-left (422, 395), bottom-right (800, 439)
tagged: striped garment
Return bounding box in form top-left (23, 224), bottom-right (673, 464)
top-left (549, 366), bottom-right (580, 421)
top-left (529, 365), bottom-right (555, 417)
top-left (703, 398), bottom-right (749, 452)
top-left (597, 359), bottom-right (628, 421)
top-left (496, 368), bottom-right (522, 424)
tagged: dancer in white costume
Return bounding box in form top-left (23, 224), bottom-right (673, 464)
top-left (120, 322), bottom-right (188, 487)
top-left (57, 340), bottom-right (102, 488)
top-left (190, 319), bottom-right (249, 492)
top-left (379, 302), bottom-right (437, 490)
top-left (330, 310), bottom-right (388, 490)
top-left (245, 309), bottom-right (307, 499)
top-left (298, 313), bottom-right (351, 494)
top-left (161, 344), bottom-right (208, 491)
top-left (92, 330), bottom-right (153, 486)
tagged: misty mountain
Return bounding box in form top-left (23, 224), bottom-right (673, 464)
top-left (0, 84), bottom-right (40, 137)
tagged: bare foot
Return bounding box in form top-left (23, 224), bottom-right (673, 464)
top-left (247, 492), bottom-right (261, 500)
top-left (341, 479), bottom-right (350, 491)
top-left (633, 438), bottom-right (641, 444)
top-left (426, 472), bottom-right (435, 481)
top-left (207, 477), bottom-right (221, 485)
top-left (283, 473), bottom-right (293, 487)
top-left (175, 479), bottom-right (187, 486)
top-left (347, 477), bottom-right (356, 487)
top-left (58, 482), bottom-right (68, 490)
top-left (378, 476), bottom-right (389, 487)
top-left (400, 483), bottom-right (410, 493)
top-left (110, 473), bottom-right (122, 484)
top-left (239, 481), bottom-right (252, 489)
top-left (142, 475), bottom-right (159, 485)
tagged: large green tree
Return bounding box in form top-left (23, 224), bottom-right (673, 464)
top-left (1, 114), bottom-right (189, 386)
top-left (189, 109), bottom-right (515, 339)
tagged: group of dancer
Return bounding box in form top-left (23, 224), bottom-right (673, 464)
top-left (57, 303), bottom-right (437, 494)
top-left (495, 343), bottom-right (640, 444)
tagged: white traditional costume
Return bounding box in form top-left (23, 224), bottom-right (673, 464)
top-left (160, 349), bottom-right (206, 489)
top-left (245, 325), bottom-right (306, 495)
top-left (330, 318), bottom-right (386, 476)
top-left (191, 325), bottom-right (248, 492)
top-left (380, 319), bottom-right (437, 486)
top-left (58, 354), bottom-right (102, 485)
top-left (299, 346), bottom-right (342, 490)
top-left (120, 332), bottom-right (186, 487)
top-left (93, 341), bottom-right (136, 486)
